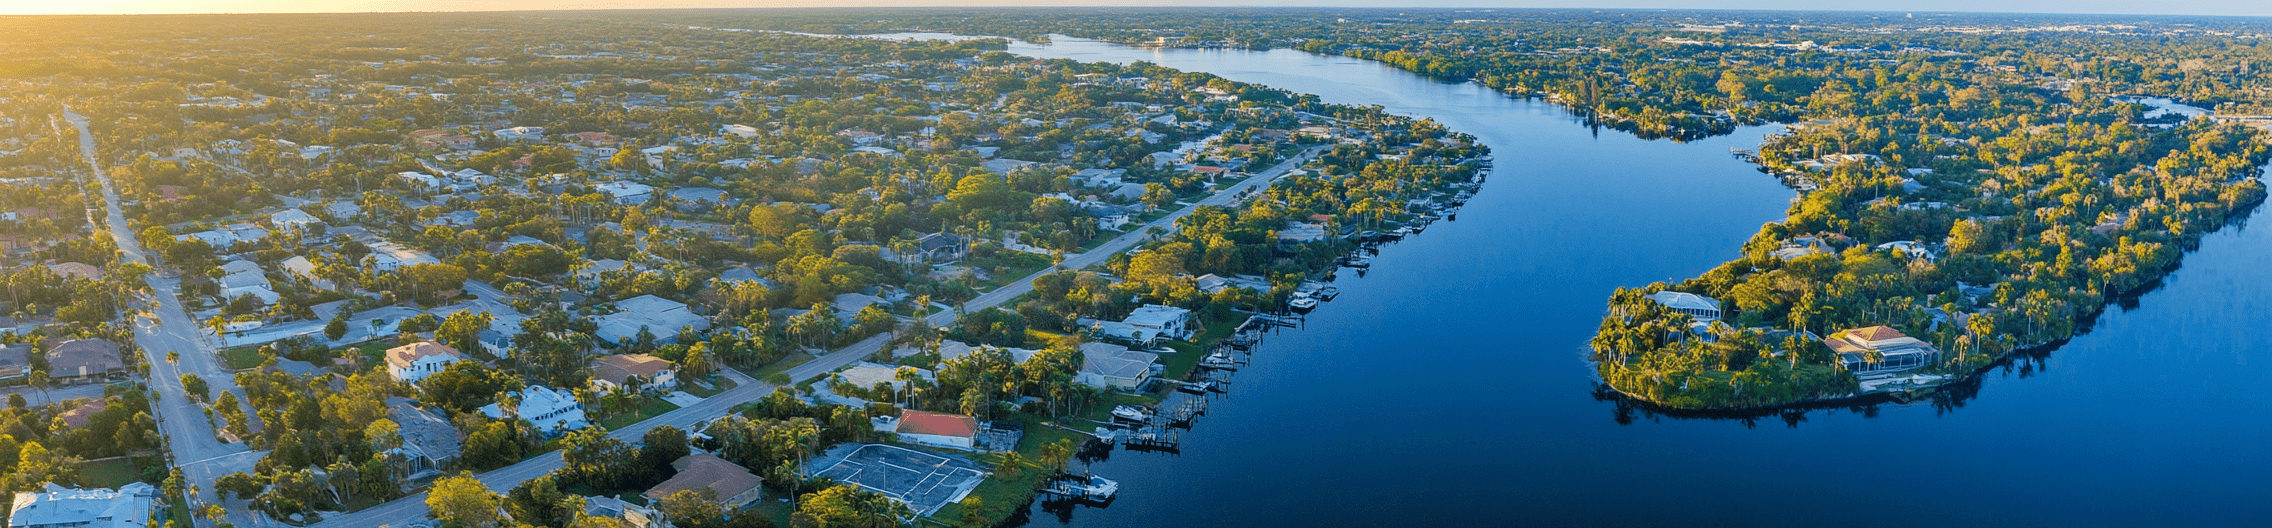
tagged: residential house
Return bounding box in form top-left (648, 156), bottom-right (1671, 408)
top-left (385, 398), bottom-right (462, 481)
top-left (396, 171), bottom-right (443, 190)
top-left (590, 354), bottom-right (678, 393)
top-left (218, 260), bottom-right (280, 305)
top-left (832, 293), bottom-right (891, 317)
top-left (595, 181), bottom-right (655, 205)
top-left (477, 330), bottom-right (512, 358)
top-left (668, 187), bottom-right (730, 208)
top-left (593, 295), bottom-right (709, 345)
top-left (1090, 305), bottom-right (1195, 344)
top-left (1277, 222), bottom-right (1328, 242)
top-left (271, 208), bottom-right (323, 235)
top-left (279, 256), bottom-right (334, 290)
top-left (835, 129), bottom-right (882, 146)
top-left (1074, 342), bottom-right (1158, 391)
top-left (325, 201), bottom-right (362, 220)
top-left (58, 400), bottom-right (107, 429)
top-left (494, 126), bottom-right (548, 142)
top-left (639, 146), bottom-right (678, 170)
top-left (1823, 326), bottom-right (1941, 377)
top-left (46, 262), bottom-right (101, 281)
top-left (581, 496), bottom-right (661, 528)
top-left (0, 344), bottom-right (28, 379)
top-left (385, 342), bottom-right (465, 383)
top-left (830, 362), bottom-right (932, 400)
top-left (720, 124), bottom-right (761, 138)
top-left (46, 339), bottom-right (123, 382)
top-left (1875, 241), bottom-right (1936, 261)
top-left (178, 223), bottom-right (270, 249)
top-left (894, 410), bottom-right (979, 450)
top-left (1645, 291), bottom-right (1722, 322)
top-left (980, 158), bottom-right (1040, 175)
top-left (572, 259), bottom-right (639, 289)
top-left (1071, 168), bottom-right (1126, 188)
top-left (643, 454), bottom-right (764, 509)
top-left (1193, 274), bottom-right (1268, 294)
top-left (368, 241), bottom-right (441, 271)
top-left (1771, 236), bottom-right (1832, 260)
top-left (8, 482), bottom-right (157, 528)
top-left (915, 232), bottom-right (967, 263)
top-left (481, 385), bottom-right (590, 432)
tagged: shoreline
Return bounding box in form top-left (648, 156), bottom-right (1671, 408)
top-left (1595, 166), bottom-right (2270, 414)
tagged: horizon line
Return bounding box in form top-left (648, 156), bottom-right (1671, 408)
top-left (5, 5), bottom-right (2270, 19)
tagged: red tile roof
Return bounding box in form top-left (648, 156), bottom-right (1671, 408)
top-left (897, 410), bottom-right (977, 438)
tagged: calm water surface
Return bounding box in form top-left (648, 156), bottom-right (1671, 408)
top-left (983, 37), bottom-right (2272, 527)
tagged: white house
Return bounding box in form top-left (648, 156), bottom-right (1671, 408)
top-left (1074, 342), bottom-right (1158, 391)
top-left (481, 385), bottom-right (590, 431)
top-left (720, 124), bottom-right (760, 138)
top-left (1645, 291), bottom-right (1722, 322)
top-left (593, 295), bottom-right (710, 345)
top-left (494, 126), bottom-right (548, 142)
top-left (271, 208), bottom-right (323, 235)
top-left (279, 256), bottom-right (333, 290)
top-left (595, 181), bottom-right (655, 205)
top-left (9, 482), bottom-right (157, 528)
top-left (397, 171), bottom-right (443, 190)
top-left (385, 342), bottom-right (465, 383)
top-left (1876, 240), bottom-right (1936, 261)
top-left (177, 223), bottom-right (270, 249)
top-left (368, 241), bottom-right (441, 271)
top-left (1109, 305), bottom-right (1195, 343)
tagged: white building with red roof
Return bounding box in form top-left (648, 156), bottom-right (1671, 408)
top-left (894, 410), bottom-right (978, 450)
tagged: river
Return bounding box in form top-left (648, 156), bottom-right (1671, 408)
top-left (926, 36), bottom-right (2272, 526)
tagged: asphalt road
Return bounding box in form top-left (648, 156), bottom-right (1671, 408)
top-left (62, 109), bottom-right (261, 526)
top-left (305, 148), bottom-right (1322, 527)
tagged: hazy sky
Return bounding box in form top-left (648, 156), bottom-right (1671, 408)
top-left (12, 0), bottom-right (2270, 17)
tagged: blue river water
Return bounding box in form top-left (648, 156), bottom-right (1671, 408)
top-left (957, 37), bottom-right (2272, 527)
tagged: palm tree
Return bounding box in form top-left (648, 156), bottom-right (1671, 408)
top-left (26, 371), bottom-right (48, 406)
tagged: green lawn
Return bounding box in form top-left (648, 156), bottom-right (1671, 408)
top-left (1156, 341), bottom-right (1206, 380)
top-left (751, 351), bottom-right (816, 384)
top-left (598, 398), bottom-right (681, 430)
top-left (929, 418), bottom-right (1090, 525)
top-left (167, 496), bottom-right (191, 528)
top-left (219, 346), bottom-right (265, 370)
top-left (1078, 232), bottom-right (1120, 252)
top-left (747, 497), bottom-right (795, 527)
top-left (681, 375), bottom-right (738, 398)
top-left (78, 458), bottom-right (139, 488)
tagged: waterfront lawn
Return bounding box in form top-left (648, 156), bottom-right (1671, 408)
top-left (930, 417), bottom-right (1089, 525)
top-left (1156, 341), bottom-right (1205, 379)
top-left (78, 458), bottom-right (139, 488)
